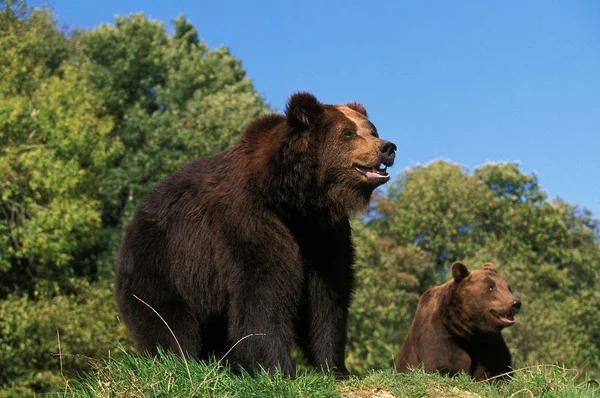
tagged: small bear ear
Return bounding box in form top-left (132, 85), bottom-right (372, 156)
top-left (345, 102), bottom-right (368, 117)
top-left (483, 262), bottom-right (497, 273)
top-left (285, 92), bottom-right (323, 132)
top-left (451, 262), bottom-right (470, 283)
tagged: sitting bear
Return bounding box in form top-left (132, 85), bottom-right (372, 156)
top-left (394, 262), bottom-right (521, 381)
top-left (115, 92), bottom-right (396, 379)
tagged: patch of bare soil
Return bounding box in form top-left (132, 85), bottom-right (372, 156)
top-left (339, 386), bottom-right (397, 398)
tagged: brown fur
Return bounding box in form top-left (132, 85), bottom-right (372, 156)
top-left (395, 262), bottom-right (521, 381)
top-left (115, 92), bottom-right (396, 379)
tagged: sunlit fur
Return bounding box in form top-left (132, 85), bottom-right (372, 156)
top-left (395, 262), bottom-right (521, 381)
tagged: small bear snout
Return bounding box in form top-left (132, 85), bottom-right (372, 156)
top-left (510, 299), bottom-right (522, 313)
top-left (379, 140), bottom-right (397, 165)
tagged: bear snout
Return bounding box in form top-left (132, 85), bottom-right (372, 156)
top-left (510, 299), bottom-right (522, 314)
top-left (378, 140), bottom-right (397, 166)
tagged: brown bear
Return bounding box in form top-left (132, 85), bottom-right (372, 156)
top-left (115, 92), bottom-right (396, 379)
top-left (394, 262), bottom-right (521, 381)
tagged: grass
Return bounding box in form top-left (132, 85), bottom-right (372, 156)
top-left (43, 349), bottom-right (599, 398)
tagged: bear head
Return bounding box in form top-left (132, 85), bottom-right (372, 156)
top-left (450, 261), bottom-right (522, 334)
top-left (279, 92), bottom-right (397, 218)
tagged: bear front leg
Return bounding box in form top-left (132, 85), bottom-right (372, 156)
top-left (471, 339), bottom-right (512, 380)
top-left (427, 348), bottom-right (472, 378)
top-left (300, 268), bottom-right (353, 379)
top-left (226, 250), bottom-right (304, 377)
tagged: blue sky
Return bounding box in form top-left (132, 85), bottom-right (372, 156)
top-left (36, 0), bottom-right (600, 217)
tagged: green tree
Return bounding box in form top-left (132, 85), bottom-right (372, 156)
top-left (0, 280), bottom-right (132, 396)
top-left (0, 2), bottom-right (121, 295)
top-left (0, 0), bottom-right (71, 96)
top-left (347, 220), bottom-right (431, 374)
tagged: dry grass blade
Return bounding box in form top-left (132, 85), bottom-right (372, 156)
top-left (56, 327), bottom-right (73, 395)
top-left (196, 332), bottom-right (266, 390)
top-left (132, 293), bottom-right (193, 387)
top-left (480, 364), bottom-right (579, 383)
top-left (508, 388), bottom-right (534, 398)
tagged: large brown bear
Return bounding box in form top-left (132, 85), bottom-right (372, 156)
top-left (394, 262), bottom-right (521, 381)
top-left (115, 92), bottom-right (396, 379)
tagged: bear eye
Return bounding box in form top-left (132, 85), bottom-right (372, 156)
top-left (343, 129), bottom-right (354, 138)
top-left (488, 285), bottom-right (494, 292)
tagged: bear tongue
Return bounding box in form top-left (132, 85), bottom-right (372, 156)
top-left (499, 315), bottom-right (515, 325)
top-left (366, 169), bottom-right (389, 179)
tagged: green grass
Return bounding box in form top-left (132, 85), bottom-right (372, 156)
top-left (43, 349), bottom-right (599, 398)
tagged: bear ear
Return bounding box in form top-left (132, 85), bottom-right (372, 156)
top-left (285, 92), bottom-right (323, 132)
top-left (483, 262), bottom-right (497, 273)
top-left (345, 102), bottom-right (368, 117)
top-left (451, 262), bottom-right (470, 283)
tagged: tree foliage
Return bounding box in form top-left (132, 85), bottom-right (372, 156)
top-left (0, 280), bottom-right (132, 397)
top-left (0, 2), bottom-right (120, 294)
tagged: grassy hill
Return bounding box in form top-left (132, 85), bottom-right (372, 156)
top-left (46, 350), bottom-right (598, 398)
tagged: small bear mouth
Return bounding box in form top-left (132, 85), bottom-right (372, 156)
top-left (490, 310), bottom-right (516, 326)
top-left (353, 163), bottom-right (390, 181)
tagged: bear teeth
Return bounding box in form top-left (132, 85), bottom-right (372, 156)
top-left (492, 310), bottom-right (516, 325)
top-left (375, 164), bottom-right (388, 175)
top-left (354, 164), bottom-right (390, 180)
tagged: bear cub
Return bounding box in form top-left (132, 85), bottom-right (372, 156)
top-left (395, 262), bottom-right (521, 381)
top-left (115, 92), bottom-right (396, 379)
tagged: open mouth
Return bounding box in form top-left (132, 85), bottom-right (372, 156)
top-left (491, 310), bottom-right (516, 326)
top-left (354, 163), bottom-right (390, 180)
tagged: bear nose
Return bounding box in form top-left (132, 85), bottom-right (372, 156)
top-left (511, 299), bottom-right (522, 313)
top-left (379, 140), bottom-right (397, 165)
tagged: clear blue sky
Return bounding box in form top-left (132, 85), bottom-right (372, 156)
top-left (36, 0), bottom-right (600, 217)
